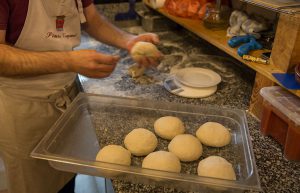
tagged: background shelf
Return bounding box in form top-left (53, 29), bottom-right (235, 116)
top-left (240, 0), bottom-right (300, 15)
top-left (142, 0), bottom-right (300, 97)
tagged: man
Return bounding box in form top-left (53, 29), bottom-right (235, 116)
top-left (0, 0), bottom-right (161, 193)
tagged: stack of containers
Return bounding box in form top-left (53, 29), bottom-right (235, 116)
top-left (260, 86), bottom-right (300, 161)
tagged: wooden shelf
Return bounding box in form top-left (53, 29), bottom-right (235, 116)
top-left (241, 0), bottom-right (300, 15)
top-left (143, 0), bottom-right (300, 97)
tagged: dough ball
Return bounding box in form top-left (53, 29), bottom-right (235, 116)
top-left (96, 145), bottom-right (131, 166)
top-left (128, 64), bottom-right (146, 78)
top-left (197, 156), bottom-right (236, 180)
top-left (124, 128), bottom-right (158, 156)
top-left (196, 122), bottom-right (231, 147)
top-left (130, 41), bottom-right (160, 61)
top-left (142, 151), bottom-right (181, 173)
top-left (168, 134), bottom-right (203, 162)
top-left (154, 116), bottom-right (185, 140)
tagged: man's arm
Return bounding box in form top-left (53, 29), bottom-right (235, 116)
top-left (0, 30), bottom-right (119, 78)
top-left (82, 4), bottom-right (162, 67)
top-left (82, 4), bottom-right (135, 50)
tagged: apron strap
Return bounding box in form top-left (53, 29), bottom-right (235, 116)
top-left (76, 0), bottom-right (87, 23)
top-left (0, 84), bottom-right (76, 113)
top-left (49, 87), bottom-right (73, 112)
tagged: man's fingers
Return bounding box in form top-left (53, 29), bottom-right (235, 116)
top-left (136, 57), bottom-right (158, 68)
top-left (156, 51), bottom-right (164, 59)
top-left (94, 63), bottom-right (116, 72)
top-left (137, 58), bottom-right (148, 67)
top-left (135, 55), bottom-right (163, 68)
top-left (94, 53), bottom-right (120, 65)
top-left (150, 34), bottom-right (160, 44)
top-left (147, 57), bottom-right (159, 67)
top-left (138, 33), bottom-right (160, 44)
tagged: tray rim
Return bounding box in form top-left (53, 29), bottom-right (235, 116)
top-left (31, 92), bottom-right (261, 191)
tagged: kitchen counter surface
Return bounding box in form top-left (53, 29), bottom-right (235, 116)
top-left (76, 26), bottom-right (300, 193)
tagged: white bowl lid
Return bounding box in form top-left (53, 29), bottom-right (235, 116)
top-left (175, 67), bottom-right (221, 88)
top-left (164, 76), bottom-right (217, 98)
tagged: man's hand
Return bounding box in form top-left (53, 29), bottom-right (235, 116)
top-left (68, 50), bottom-right (120, 78)
top-left (126, 33), bottom-right (163, 68)
top-left (83, 4), bottom-right (162, 68)
top-left (0, 39), bottom-right (119, 78)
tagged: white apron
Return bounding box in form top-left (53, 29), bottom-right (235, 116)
top-left (0, 0), bottom-right (86, 193)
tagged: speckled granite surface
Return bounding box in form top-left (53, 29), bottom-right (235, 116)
top-left (76, 5), bottom-right (300, 193)
top-left (78, 28), bottom-right (254, 110)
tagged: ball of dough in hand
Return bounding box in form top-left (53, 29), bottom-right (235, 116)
top-left (96, 145), bottom-right (131, 166)
top-left (154, 116), bottom-right (185, 140)
top-left (168, 134), bottom-right (203, 162)
top-left (197, 156), bottom-right (236, 180)
top-left (196, 122), bottom-right (231, 147)
top-left (142, 151), bottom-right (181, 173)
top-left (130, 41), bottom-right (160, 61)
top-left (124, 128), bottom-right (158, 156)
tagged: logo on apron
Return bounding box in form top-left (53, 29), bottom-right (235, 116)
top-left (56, 16), bottom-right (65, 31)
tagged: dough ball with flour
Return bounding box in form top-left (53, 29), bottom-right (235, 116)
top-left (142, 151), bottom-right (181, 173)
top-left (130, 41), bottom-right (161, 61)
top-left (124, 128), bottom-right (158, 156)
top-left (154, 116), bottom-right (185, 140)
top-left (197, 156), bottom-right (236, 180)
top-left (168, 134), bottom-right (203, 162)
top-left (128, 64), bottom-right (146, 78)
top-left (96, 145), bottom-right (131, 166)
top-left (196, 122), bottom-right (231, 147)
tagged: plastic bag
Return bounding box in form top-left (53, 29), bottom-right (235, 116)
top-left (164, 0), bottom-right (212, 19)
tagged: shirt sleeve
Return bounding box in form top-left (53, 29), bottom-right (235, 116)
top-left (0, 0), bottom-right (9, 30)
top-left (82, 0), bottom-right (93, 8)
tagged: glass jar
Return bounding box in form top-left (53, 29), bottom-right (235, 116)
top-left (203, 0), bottom-right (230, 30)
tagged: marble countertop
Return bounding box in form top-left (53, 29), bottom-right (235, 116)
top-left (76, 26), bottom-right (300, 193)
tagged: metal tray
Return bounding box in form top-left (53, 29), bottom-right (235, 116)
top-left (31, 93), bottom-right (261, 192)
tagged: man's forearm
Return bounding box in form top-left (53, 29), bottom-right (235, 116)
top-left (0, 44), bottom-right (71, 77)
top-left (83, 4), bottom-right (134, 51)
